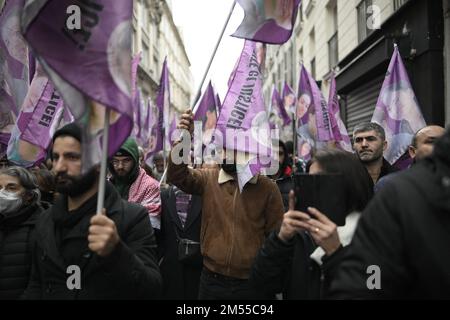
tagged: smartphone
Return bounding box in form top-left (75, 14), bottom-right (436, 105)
top-left (293, 173), bottom-right (348, 226)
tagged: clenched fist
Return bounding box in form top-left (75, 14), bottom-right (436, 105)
top-left (88, 209), bottom-right (120, 257)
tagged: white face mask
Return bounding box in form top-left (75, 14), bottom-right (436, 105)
top-left (0, 189), bottom-right (23, 215)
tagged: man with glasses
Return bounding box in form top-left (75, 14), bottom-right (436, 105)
top-left (109, 138), bottom-right (162, 230)
top-left (352, 123), bottom-right (399, 184)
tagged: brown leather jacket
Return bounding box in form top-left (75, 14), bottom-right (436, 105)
top-left (168, 157), bottom-right (284, 279)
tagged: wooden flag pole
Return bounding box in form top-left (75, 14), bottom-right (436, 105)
top-left (96, 108), bottom-right (111, 215)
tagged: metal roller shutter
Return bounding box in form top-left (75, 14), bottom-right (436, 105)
top-left (345, 75), bottom-right (384, 134)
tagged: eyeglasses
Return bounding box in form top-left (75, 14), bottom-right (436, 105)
top-left (111, 158), bottom-right (133, 167)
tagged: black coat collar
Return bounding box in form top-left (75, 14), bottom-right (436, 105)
top-left (37, 181), bottom-right (122, 271)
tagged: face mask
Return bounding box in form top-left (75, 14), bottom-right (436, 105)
top-left (0, 189), bottom-right (23, 214)
top-left (221, 163), bottom-right (237, 175)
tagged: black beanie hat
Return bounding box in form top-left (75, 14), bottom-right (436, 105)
top-left (114, 148), bottom-right (133, 158)
top-left (52, 123), bottom-right (82, 144)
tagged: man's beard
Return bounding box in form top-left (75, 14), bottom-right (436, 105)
top-left (114, 168), bottom-right (130, 177)
top-left (55, 167), bottom-right (98, 197)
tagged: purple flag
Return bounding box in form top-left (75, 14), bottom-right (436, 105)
top-left (144, 98), bottom-right (160, 160)
top-left (0, 0), bottom-right (31, 157)
top-left (194, 81), bottom-right (218, 144)
top-left (7, 62), bottom-right (64, 167)
top-left (296, 65), bottom-right (332, 161)
top-left (141, 97), bottom-right (152, 148)
top-left (132, 89), bottom-right (146, 141)
top-left (151, 58), bottom-right (170, 157)
top-left (227, 59), bottom-right (239, 89)
top-left (131, 52), bottom-right (142, 140)
top-left (168, 112), bottom-right (177, 147)
top-left (215, 92), bottom-right (222, 115)
top-left (215, 40), bottom-right (274, 190)
top-left (131, 52), bottom-right (141, 100)
top-left (372, 46), bottom-right (426, 164)
top-left (22, 0), bottom-right (134, 173)
top-left (282, 83), bottom-right (296, 115)
top-left (233, 0), bottom-right (301, 44)
top-left (271, 86), bottom-right (291, 127)
top-left (328, 72), bottom-right (352, 152)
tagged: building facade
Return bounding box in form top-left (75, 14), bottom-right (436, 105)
top-left (263, 0), bottom-right (447, 137)
top-left (132, 0), bottom-right (192, 116)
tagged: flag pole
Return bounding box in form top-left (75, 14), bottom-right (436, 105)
top-left (292, 114), bottom-right (296, 171)
top-left (96, 108), bottom-right (111, 215)
top-left (192, 0), bottom-right (236, 112)
top-left (165, 0), bottom-right (236, 184)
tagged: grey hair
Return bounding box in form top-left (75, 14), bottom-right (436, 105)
top-left (0, 166), bottom-right (41, 205)
top-left (353, 122), bottom-right (386, 141)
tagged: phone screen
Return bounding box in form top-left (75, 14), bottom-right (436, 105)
top-left (294, 173), bottom-right (348, 226)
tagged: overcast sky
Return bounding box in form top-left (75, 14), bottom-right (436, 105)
top-left (172, 0), bottom-right (245, 105)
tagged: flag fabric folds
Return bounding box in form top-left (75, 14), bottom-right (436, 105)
top-left (282, 83), bottom-right (296, 116)
top-left (152, 57), bottom-right (170, 158)
top-left (194, 81), bottom-right (218, 145)
top-left (233, 0), bottom-right (302, 44)
top-left (327, 72), bottom-right (352, 152)
top-left (7, 62), bottom-right (64, 167)
top-left (372, 46), bottom-right (426, 164)
top-left (215, 40), bottom-right (273, 190)
top-left (270, 86), bottom-right (291, 128)
top-left (296, 64), bottom-right (332, 161)
top-left (22, 0), bottom-right (134, 172)
top-left (0, 0), bottom-right (31, 157)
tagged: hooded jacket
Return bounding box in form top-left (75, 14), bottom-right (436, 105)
top-left (110, 138), bottom-right (161, 229)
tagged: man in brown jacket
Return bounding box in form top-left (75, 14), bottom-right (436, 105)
top-left (168, 110), bottom-right (284, 300)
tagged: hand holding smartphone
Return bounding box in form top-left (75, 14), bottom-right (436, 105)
top-left (293, 173), bottom-right (348, 226)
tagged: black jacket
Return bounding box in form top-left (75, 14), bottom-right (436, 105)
top-left (275, 174), bottom-right (294, 212)
top-left (158, 187), bottom-right (203, 300)
top-left (330, 155), bottom-right (450, 299)
top-left (249, 230), bottom-right (348, 300)
top-left (0, 204), bottom-right (42, 299)
top-left (379, 158), bottom-right (399, 182)
top-left (23, 181), bottom-right (162, 300)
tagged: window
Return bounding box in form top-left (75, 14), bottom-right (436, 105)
top-left (277, 65), bottom-right (282, 92)
top-left (309, 28), bottom-right (316, 62)
top-left (291, 45), bottom-right (296, 87)
top-left (357, 0), bottom-right (374, 43)
top-left (328, 3), bottom-right (339, 69)
top-left (284, 50), bottom-right (291, 87)
top-left (304, 0), bottom-right (315, 17)
top-left (393, 0), bottom-right (409, 11)
top-left (328, 33), bottom-right (338, 69)
top-left (142, 42), bottom-right (149, 68)
top-left (311, 58), bottom-right (316, 79)
top-left (299, 2), bottom-right (304, 22)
